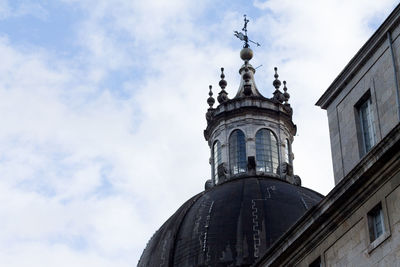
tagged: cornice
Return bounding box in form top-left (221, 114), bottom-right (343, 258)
top-left (255, 122), bottom-right (400, 266)
top-left (204, 105), bottom-right (296, 141)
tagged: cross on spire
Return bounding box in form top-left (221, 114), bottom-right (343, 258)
top-left (234, 15), bottom-right (260, 48)
top-left (242, 14), bottom-right (249, 37)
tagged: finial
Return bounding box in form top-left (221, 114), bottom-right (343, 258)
top-left (281, 80), bottom-right (293, 114)
top-left (217, 67), bottom-right (229, 103)
top-left (272, 67), bottom-right (285, 104)
top-left (207, 85), bottom-right (215, 108)
top-left (283, 81), bottom-right (290, 103)
top-left (273, 67), bottom-right (281, 90)
top-left (219, 68), bottom-right (227, 89)
top-left (240, 48), bottom-right (253, 61)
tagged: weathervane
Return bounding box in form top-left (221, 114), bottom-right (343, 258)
top-left (234, 15), bottom-right (260, 48)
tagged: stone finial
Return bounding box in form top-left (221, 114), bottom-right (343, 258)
top-left (281, 80), bottom-right (293, 114)
top-left (283, 81), bottom-right (290, 103)
top-left (207, 85), bottom-right (215, 108)
top-left (206, 85), bottom-right (216, 122)
top-left (273, 67), bottom-right (281, 90)
top-left (272, 67), bottom-right (285, 103)
top-left (217, 67), bottom-right (229, 103)
top-left (235, 59), bottom-right (263, 98)
top-left (219, 68), bottom-right (227, 89)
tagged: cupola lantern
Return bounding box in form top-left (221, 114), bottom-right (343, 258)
top-left (204, 16), bottom-right (299, 187)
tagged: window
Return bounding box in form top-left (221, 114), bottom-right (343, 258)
top-left (284, 138), bottom-right (290, 163)
top-left (357, 95), bottom-right (376, 155)
top-left (213, 141), bottom-right (222, 183)
top-left (309, 256), bottom-right (321, 267)
top-left (368, 203), bottom-right (384, 242)
top-left (229, 130), bottom-right (247, 175)
top-left (255, 129), bottom-right (279, 173)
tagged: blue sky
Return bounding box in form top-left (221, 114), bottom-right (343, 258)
top-left (0, 0), bottom-right (398, 266)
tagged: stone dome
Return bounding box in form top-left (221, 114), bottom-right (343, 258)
top-left (138, 176), bottom-right (323, 266)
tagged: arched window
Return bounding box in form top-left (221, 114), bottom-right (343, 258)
top-left (229, 130), bottom-right (247, 175)
top-left (284, 139), bottom-right (290, 163)
top-left (213, 140), bottom-right (222, 183)
top-left (256, 129), bottom-right (279, 173)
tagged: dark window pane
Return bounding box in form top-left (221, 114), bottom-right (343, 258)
top-left (359, 98), bottom-right (376, 154)
top-left (229, 130), bottom-right (247, 175)
top-left (213, 141), bottom-right (222, 183)
top-left (255, 129), bottom-right (279, 174)
top-left (285, 139), bottom-right (290, 163)
top-left (309, 257), bottom-right (321, 267)
top-left (368, 203), bottom-right (384, 242)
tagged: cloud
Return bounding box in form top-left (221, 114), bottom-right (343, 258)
top-left (0, 1), bottom-right (218, 264)
top-left (0, 0), bottom-right (48, 20)
top-left (0, 30), bottom-right (143, 267)
top-left (248, 0), bottom-right (397, 191)
top-left (0, 0), bottom-right (398, 266)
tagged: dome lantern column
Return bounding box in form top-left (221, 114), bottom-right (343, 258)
top-left (203, 16), bottom-right (300, 188)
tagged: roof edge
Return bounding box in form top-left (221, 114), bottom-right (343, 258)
top-left (255, 122), bottom-right (400, 266)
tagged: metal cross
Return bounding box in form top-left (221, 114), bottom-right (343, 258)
top-left (234, 15), bottom-right (260, 48)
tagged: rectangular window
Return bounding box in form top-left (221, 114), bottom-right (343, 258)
top-left (356, 94), bottom-right (376, 155)
top-left (213, 141), bottom-right (222, 183)
top-left (368, 203), bottom-right (384, 242)
top-left (309, 256), bottom-right (321, 267)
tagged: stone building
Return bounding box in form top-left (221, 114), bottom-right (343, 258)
top-left (256, 3), bottom-right (400, 267)
top-left (138, 18), bottom-right (324, 267)
top-left (139, 4), bottom-right (400, 266)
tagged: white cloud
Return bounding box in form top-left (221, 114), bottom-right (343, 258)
top-left (0, 0), bottom-right (47, 20)
top-left (0, 0), bottom-right (398, 265)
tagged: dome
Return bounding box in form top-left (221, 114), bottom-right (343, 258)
top-left (138, 176), bottom-right (323, 266)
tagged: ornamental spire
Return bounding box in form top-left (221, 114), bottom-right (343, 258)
top-left (283, 81), bottom-right (290, 104)
top-left (282, 80), bottom-right (293, 115)
top-left (272, 67), bottom-right (285, 103)
top-left (217, 68), bottom-right (229, 103)
top-left (206, 85), bottom-right (215, 122)
top-left (232, 15), bottom-right (264, 98)
top-left (207, 85), bottom-right (215, 108)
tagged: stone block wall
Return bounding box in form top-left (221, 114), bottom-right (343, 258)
top-left (327, 24), bottom-right (400, 184)
top-left (295, 170), bottom-right (400, 267)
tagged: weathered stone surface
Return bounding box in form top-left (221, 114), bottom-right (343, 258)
top-left (138, 176), bottom-right (322, 267)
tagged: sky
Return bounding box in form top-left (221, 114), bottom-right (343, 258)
top-left (0, 0), bottom-right (398, 266)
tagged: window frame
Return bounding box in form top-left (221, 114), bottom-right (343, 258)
top-left (368, 203), bottom-right (384, 242)
top-left (284, 138), bottom-right (291, 164)
top-left (212, 140), bottom-right (222, 184)
top-left (255, 128), bottom-right (280, 174)
top-left (355, 91), bottom-right (376, 156)
top-left (365, 200), bottom-right (391, 254)
top-left (229, 129), bottom-right (247, 175)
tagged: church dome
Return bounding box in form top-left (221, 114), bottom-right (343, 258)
top-left (138, 176), bottom-right (323, 266)
top-left (139, 16), bottom-right (323, 266)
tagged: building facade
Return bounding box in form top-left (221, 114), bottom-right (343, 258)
top-left (139, 5), bottom-right (400, 266)
top-left (257, 3), bottom-right (400, 267)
